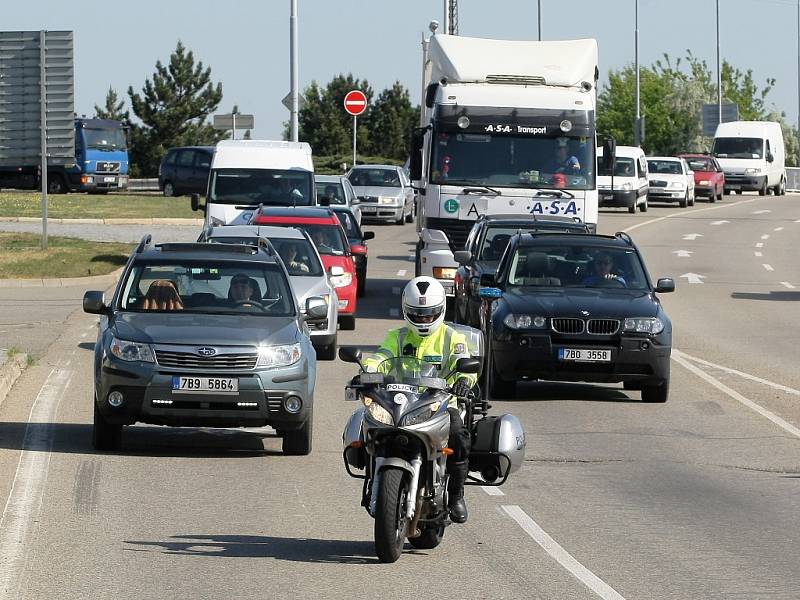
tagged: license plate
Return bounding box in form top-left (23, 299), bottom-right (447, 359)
top-left (103, 176), bottom-right (116, 183)
top-left (728, 184), bottom-right (740, 190)
top-left (558, 348), bottom-right (611, 362)
top-left (361, 205), bottom-right (376, 213)
top-left (172, 376), bottom-right (239, 393)
top-left (601, 194), bottom-right (613, 200)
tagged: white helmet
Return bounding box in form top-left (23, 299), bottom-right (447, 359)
top-left (402, 276), bottom-right (446, 337)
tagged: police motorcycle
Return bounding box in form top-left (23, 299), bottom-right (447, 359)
top-left (339, 335), bottom-right (526, 563)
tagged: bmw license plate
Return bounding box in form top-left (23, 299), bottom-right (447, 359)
top-left (172, 376), bottom-right (239, 393)
top-left (558, 348), bottom-right (611, 362)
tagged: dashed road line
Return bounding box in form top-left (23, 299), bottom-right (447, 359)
top-left (754, 252), bottom-right (762, 257)
top-left (502, 505), bottom-right (626, 600)
top-left (480, 486), bottom-right (505, 496)
top-left (622, 196), bottom-right (762, 234)
top-left (774, 226), bottom-right (784, 231)
top-left (780, 281), bottom-right (796, 289)
top-left (755, 242), bottom-right (764, 248)
top-left (763, 264), bottom-right (774, 271)
top-left (752, 209), bottom-right (771, 214)
top-left (761, 234), bottom-right (770, 240)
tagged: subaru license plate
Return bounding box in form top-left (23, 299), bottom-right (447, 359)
top-left (172, 376), bottom-right (239, 393)
top-left (558, 348), bottom-right (611, 362)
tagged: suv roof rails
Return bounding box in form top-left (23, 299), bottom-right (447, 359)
top-left (154, 242), bottom-right (263, 255)
top-left (135, 234), bottom-right (152, 253)
top-left (614, 231), bottom-right (634, 246)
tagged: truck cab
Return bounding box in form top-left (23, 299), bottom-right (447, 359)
top-left (71, 118), bottom-right (129, 192)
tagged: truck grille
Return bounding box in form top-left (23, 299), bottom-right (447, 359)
top-left (587, 319), bottom-right (620, 335)
top-left (155, 350), bottom-right (258, 370)
top-left (551, 318), bottom-right (584, 334)
top-left (425, 217), bottom-right (474, 251)
top-left (96, 161), bottom-right (121, 173)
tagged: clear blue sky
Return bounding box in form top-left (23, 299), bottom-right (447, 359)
top-left (6, 0), bottom-right (799, 137)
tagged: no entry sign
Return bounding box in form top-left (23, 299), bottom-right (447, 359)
top-left (343, 90), bottom-right (367, 116)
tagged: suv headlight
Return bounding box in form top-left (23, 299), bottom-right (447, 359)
top-left (503, 314), bottom-right (547, 329)
top-left (256, 343), bottom-right (302, 368)
top-left (330, 272), bottom-right (353, 288)
top-left (363, 396), bottom-right (394, 425)
top-left (109, 336), bottom-right (154, 362)
top-left (400, 402), bottom-right (441, 427)
top-left (623, 317), bottom-right (664, 334)
top-left (668, 181), bottom-right (685, 189)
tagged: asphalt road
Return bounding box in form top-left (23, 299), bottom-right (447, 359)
top-left (1, 194), bottom-right (798, 599)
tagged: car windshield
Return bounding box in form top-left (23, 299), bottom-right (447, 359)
top-left (506, 245), bottom-right (650, 291)
top-left (298, 224), bottom-right (347, 256)
top-left (598, 157), bottom-right (635, 177)
top-left (431, 132), bottom-right (595, 190)
top-left (209, 168), bottom-right (314, 206)
top-left (119, 262), bottom-right (295, 316)
top-left (685, 158), bottom-right (714, 171)
top-left (713, 137), bottom-right (763, 159)
top-left (334, 211), bottom-right (360, 242)
top-left (647, 160), bottom-right (682, 175)
top-left (348, 168), bottom-right (401, 188)
top-left (83, 127), bottom-right (126, 151)
top-left (371, 357), bottom-right (445, 387)
top-left (315, 181), bottom-right (347, 205)
top-left (271, 238), bottom-right (324, 276)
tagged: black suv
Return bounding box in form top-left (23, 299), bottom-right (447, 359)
top-left (453, 214), bottom-right (591, 327)
top-left (82, 236), bottom-right (326, 453)
top-left (159, 146), bottom-right (215, 197)
top-left (480, 232), bottom-right (674, 402)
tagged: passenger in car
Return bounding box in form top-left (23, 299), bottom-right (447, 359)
top-left (142, 280), bottom-right (184, 311)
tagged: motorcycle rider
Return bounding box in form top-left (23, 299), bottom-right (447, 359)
top-left (363, 276), bottom-right (477, 523)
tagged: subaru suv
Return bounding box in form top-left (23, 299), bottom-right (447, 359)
top-left (83, 236), bottom-right (327, 454)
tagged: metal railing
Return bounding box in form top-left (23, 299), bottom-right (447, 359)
top-left (127, 178), bottom-right (160, 192)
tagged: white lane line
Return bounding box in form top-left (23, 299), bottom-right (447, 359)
top-left (0, 367), bottom-right (73, 598)
top-left (780, 281), bottom-right (796, 289)
top-left (762, 264), bottom-right (774, 271)
top-left (389, 308), bottom-right (400, 317)
top-left (391, 286), bottom-right (401, 295)
top-left (710, 220), bottom-right (730, 226)
top-left (761, 234), bottom-right (770, 240)
top-left (672, 354), bottom-right (800, 439)
top-left (753, 209), bottom-right (771, 214)
top-left (754, 252), bottom-right (762, 257)
top-left (673, 349), bottom-right (800, 397)
top-left (396, 269), bottom-right (407, 277)
top-left (623, 196), bottom-right (761, 234)
top-left (502, 505), bottom-right (626, 600)
top-left (480, 486), bottom-right (505, 496)
top-left (774, 226), bottom-right (784, 231)
top-left (755, 242), bottom-right (764, 248)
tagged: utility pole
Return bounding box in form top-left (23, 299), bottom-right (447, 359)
top-left (538, 0), bottom-right (542, 41)
top-left (634, 0), bottom-right (641, 147)
top-left (797, 0), bottom-right (799, 155)
top-left (717, 0), bottom-right (722, 125)
top-left (289, 0), bottom-right (299, 142)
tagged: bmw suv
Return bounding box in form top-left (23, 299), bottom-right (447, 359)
top-left (83, 236), bottom-right (327, 454)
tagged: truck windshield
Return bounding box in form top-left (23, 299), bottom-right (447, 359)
top-left (712, 137), bottom-right (763, 159)
top-left (84, 128), bottom-right (126, 151)
top-left (430, 131), bottom-right (594, 190)
top-left (209, 169), bottom-right (314, 206)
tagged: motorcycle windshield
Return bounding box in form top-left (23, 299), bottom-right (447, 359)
top-left (374, 357), bottom-right (446, 389)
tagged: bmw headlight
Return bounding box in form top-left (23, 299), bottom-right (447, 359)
top-left (401, 402), bottom-right (441, 427)
top-left (623, 317), bottom-right (664, 334)
top-left (256, 343), bottom-right (302, 368)
top-left (503, 314), bottom-right (547, 329)
top-left (363, 396), bottom-right (394, 425)
top-left (621, 182), bottom-right (632, 191)
top-left (109, 336), bottom-right (154, 362)
top-left (668, 181), bottom-right (685, 189)
top-left (330, 272), bottom-right (353, 288)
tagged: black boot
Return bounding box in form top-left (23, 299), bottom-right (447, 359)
top-left (447, 460), bottom-right (469, 524)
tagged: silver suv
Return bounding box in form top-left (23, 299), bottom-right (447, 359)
top-left (83, 236), bottom-right (326, 455)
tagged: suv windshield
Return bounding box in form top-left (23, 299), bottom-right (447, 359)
top-left (598, 157), bottom-right (635, 177)
top-left (119, 262), bottom-right (295, 316)
top-left (84, 128), bottom-right (127, 151)
top-left (506, 245), bottom-right (649, 291)
top-left (647, 160), bottom-right (682, 175)
top-left (209, 169), bottom-right (314, 206)
top-left (315, 181), bottom-right (347, 204)
top-left (348, 168), bottom-right (401, 188)
top-left (713, 137), bottom-right (763, 159)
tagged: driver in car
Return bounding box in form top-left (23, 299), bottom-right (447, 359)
top-left (582, 253), bottom-right (627, 287)
top-left (361, 276), bottom-right (476, 524)
top-left (228, 274), bottom-right (260, 304)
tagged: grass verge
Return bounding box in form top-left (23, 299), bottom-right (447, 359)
top-left (0, 232), bottom-right (132, 279)
top-left (0, 192), bottom-right (198, 219)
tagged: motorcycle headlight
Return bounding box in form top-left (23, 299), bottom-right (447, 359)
top-left (330, 272), bottom-right (353, 288)
top-left (364, 397), bottom-right (394, 425)
top-left (109, 336), bottom-right (154, 362)
top-left (623, 317), bottom-right (664, 335)
top-left (503, 314), bottom-right (547, 329)
top-left (256, 343), bottom-right (302, 368)
top-left (401, 401), bottom-right (441, 427)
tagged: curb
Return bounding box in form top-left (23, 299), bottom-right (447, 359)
top-left (0, 216), bottom-right (203, 226)
top-left (0, 267), bottom-right (124, 289)
top-left (0, 353), bottom-right (28, 409)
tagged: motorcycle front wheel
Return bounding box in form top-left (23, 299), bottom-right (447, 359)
top-left (374, 467), bottom-right (410, 563)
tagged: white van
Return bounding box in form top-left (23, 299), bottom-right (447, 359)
top-left (712, 121), bottom-right (786, 195)
top-left (597, 145), bottom-right (649, 213)
top-left (197, 140), bottom-right (315, 226)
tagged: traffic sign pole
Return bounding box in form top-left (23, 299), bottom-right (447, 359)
top-left (353, 115), bottom-right (357, 167)
top-left (343, 90), bottom-right (367, 168)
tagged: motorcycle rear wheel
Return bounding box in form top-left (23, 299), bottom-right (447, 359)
top-left (408, 526), bottom-right (445, 550)
top-left (374, 467), bottom-right (409, 563)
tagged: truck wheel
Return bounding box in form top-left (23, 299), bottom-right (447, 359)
top-left (282, 413), bottom-right (313, 455)
top-left (688, 190), bottom-right (695, 206)
top-left (47, 175), bottom-right (67, 195)
top-left (93, 401), bottom-right (122, 451)
top-left (163, 181), bottom-right (175, 197)
top-left (627, 200), bottom-right (636, 214)
top-left (374, 467), bottom-right (409, 563)
top-left (759, 179), bottom-right (768, 196)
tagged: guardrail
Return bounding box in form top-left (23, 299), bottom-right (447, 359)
top-left (786, 167), bottom-right (800, 192)
top-left (127, 178), bottom-right (160, 192)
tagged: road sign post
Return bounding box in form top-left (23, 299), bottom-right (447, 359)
top-left (212, 113), bottom-right (255, 140)
top-left (344, 90), bottom-right (367, 167)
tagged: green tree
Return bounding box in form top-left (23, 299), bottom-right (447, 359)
top-left (93, 87), bottom-right (129, 121)
top-left (366, 81), bottom-right (420, 159)
top-left (127, 41), bottom-right (224, 176)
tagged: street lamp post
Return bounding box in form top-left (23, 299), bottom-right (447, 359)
top-left (538, 0), bottom-right (542, 41)
top-left (289, 0), bottom-right (299, 142)
top-left (717, 0), bottom-right (722, 125)
top-left (634, 0), bottom-right (641, 147)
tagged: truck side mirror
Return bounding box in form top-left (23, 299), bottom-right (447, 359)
top-left (602, 136), bottom-right (617, 172)
top-left (409, 127), bottom-right (426, 181)
top-left (766, 152), bottom-right (774, 163)
top-left (424, 83), bottom-right (439, 108)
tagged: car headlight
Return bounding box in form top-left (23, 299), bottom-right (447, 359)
top-left (401, 401), bottom-right (442, 427)
top-left (621, 182), bottom-right (632, 191)
top-left (363, 396), bottom-right (394, 425)
top-left (330, 272), bottom-right (353, 288)
top-left (379, 195), bottom-right (399, 204)
top-left (623, 317), bottom-right (664, 335)
top-left (744, 167), bottom-right (762, 175)
top-left (256, 343), bottom-right (302, 368)
top-left (109, 336), bottom-right (154, 362)
top-left (668, 181), bottom-right (685, 189)
top-left (503, 314), bottom-right (547, 329)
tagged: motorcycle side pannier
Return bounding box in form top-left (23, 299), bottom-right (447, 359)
top-left (469, 414), bottom-right (526, 483)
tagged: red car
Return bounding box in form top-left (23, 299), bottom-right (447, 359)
top-left (679, 154), bottom-right (725, 202)
top-left (251, 206), bottom-right (358, 330)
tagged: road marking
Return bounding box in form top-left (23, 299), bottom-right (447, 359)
top-left (672, 354), bottom-right (800, 439)
top-left (0, 366), bottom-right (73, 598)
top-left (680, 272), bottom-right (705, 284)
top-left (763, 264), bottom-right (774, 271)
top-left (502, 505), bottom-right (626, 600)
top-left (753, 209), bottom-right (771, 214)
top-left (682, 233), bottom-right (703, 240)
top-left (755, 242), bottom-right (764, 248)
top-left (672, 250), bottom-right (693, 258)
top-left (623, 196), bottom-right (761, 234)
top-left (761, 234), bottom-right (770, 240)
top-left (389, 308), bottom-right (400, 317)
top-left (396, 269), bottom-right (407, 277)
top-left (774, 226), bottom-right (784, 231)
top-left (754, 252), bottom-right (762, 257)
top-left (392, 286), bottom-right (401, 295)
top-left (780, 281), bottom-right (796, 289)
top-left (710, 220), bottom-right (730, 225)
top-left (481, 486), bottom-right (505, 496)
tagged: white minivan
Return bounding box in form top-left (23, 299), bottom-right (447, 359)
top-left (712, 121), bottom-right (786, 196)
top-left (194, 140), bottom-right (315, 226)
top-left (597, 145), bottom-right (649, 213)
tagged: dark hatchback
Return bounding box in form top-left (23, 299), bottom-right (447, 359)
top-left (453, 214), bottom-right (591, 327)
top-left (480, 232), bottom-right (674, 402)
top-left (330, 205), bottom-right (374, 297)
top-left (158, 146), bottom-right (215, 197)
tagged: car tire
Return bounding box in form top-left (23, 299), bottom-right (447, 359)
top-left (316, 335), bottom-right (337, 361)
top-left (405, 206), bottom-right (414, 223)
top-left (396, 210), bottom-right (405, 226)
top-left (709, 188), bottom-right (717, 203)
top-left (357, 278), bottom-right (366, 297)
top-left (679, 193), bottom-right (688, 208)
top-left (339, 315), bottom-right (356, 331)
top-left (93, 401), bottom-right (122, 451)
top-left (489, 366), bottom-right (517, 399)
top-left (641, 379), bottom-right (669, 403)
top-left (759, 179), bottom-right (768, 196)
top-left (689, 190), bottom-right (695, 206)
top-left (627, 200), bottom-right (636, 214)
top-left (717, 187), bottom-right (724, 201)
top-left (639, 195), bottom-right (648, 212)
top-left (47, 175), bottom-right (68, 195)
top-left (282, 414), bottom-right (313, 455)
top-left (163, 181), bottom-right (175, 197)
top-left (776, 177), bottom-right (786, 196)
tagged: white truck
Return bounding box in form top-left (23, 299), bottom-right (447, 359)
top-left (409, 34), bottom-right (600, 299)
top-left (712, 121), bottom-right (786, 196)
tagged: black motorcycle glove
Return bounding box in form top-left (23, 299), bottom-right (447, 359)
top-left (452, 378), bottom-right (473, 399)
top-left (348, 374), bottom-right (361, 386)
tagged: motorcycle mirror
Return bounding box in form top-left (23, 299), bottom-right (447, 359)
top-left (338, 346), bottom-right (363, 368)
top-left (455, 357), bottom-right (481, 374)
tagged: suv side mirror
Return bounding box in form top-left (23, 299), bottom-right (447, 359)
top-left (83, 290), bottom-right (107, 314)
top-left (655, 278), bottom-right (675, 293)
top-left (409, 127), bottom-right (426, 181)
top-left (453, 250), bottom-right (472, 265)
